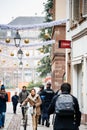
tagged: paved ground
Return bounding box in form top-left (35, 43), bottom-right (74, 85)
top-left (1, 102), bottom-right (87, 130)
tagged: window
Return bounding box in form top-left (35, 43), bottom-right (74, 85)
top-left (82, 0), bottom-right (87, 17)
top-left (69, 0), bottom-right (80, 26)
top-left (73, 0), bottom-right (80, 21)
top-left (69, 0), bottom-right (87, 28)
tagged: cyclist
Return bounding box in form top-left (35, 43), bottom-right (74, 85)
top-left (19, 86), bottom-right (29, 119)
top-left (22, 88), bottom-right (42, 130)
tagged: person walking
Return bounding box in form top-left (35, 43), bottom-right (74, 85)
top-left (22, 88), bottom-right (42, 130)
top-left (19, 86), bottom-right (29, 119)
top-left (0, 84), bottom-right (8, 128)
top-left (48, 82), bottom-right (81, 130)
top-left (38, 85), bottom-right (44, 125)
top-left (41, 82), bottom-right (54, 127)
top-left (11, 92), bottom-right (19, 114)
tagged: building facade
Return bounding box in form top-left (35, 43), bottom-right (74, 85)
top-left (51, 0), bottom-right (66, 92)
top-left (66, 0), bottom-right (87, 124)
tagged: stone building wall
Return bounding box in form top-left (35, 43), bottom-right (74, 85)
top-left (51, 25), bottom-right (66, 92)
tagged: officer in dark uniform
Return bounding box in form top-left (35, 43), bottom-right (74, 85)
top-left (42, 82), bottom-right (54, 127)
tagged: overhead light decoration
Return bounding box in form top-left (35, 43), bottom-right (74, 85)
top-left (5, 38), bottom-right (10, 43)
top-left (37, 61), bottom-right (41, 65)
top-left (0, 49), bottom-right (2, 52)
top-left (14, 63), bottom-right (16, 66)
top-left (14, 31), bottom-right (21, 47)
top-left (10, 53), bottom-right (14, 56)
top-left (17, 48), bottom-right (23, 59)
top-left (44, 29), bottom-right (51, 40)
top-left (26, 52), bottom-right (29, 56)
top-left (2, 60), bottom-right (5, 63)
top-left (24, 39), bottom-right (29, 44)
top-left (40, 48), bottom-right (44, 53)
top-left (44, 33), bottom-right (50, 39)
top-left (26, 64), bottom-right (29, 66)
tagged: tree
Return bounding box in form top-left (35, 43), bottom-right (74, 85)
top-left (27, 81), bottom-right (43, 91)
top-left (37, 0), bottom-right (53, 78)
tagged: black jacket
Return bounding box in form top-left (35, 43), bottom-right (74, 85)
top-left (48, 93), bottom-right (81, 130)
top-left (40, 88), bottom-right (54, 114)
top-left (12, 95), bottom-right (19, 105)
top-left (42, 88), bottom-right (54, 103)
top-left (0, 92), bottom-right (8, 113)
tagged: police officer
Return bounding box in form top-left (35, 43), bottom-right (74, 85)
top-left (42, 82), bottom-right (54, 127)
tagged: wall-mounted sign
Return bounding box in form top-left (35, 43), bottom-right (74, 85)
top-left (58, 40), bottom-right (71, 48)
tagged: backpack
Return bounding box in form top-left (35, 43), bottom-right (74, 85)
top-left (55, 94), bottom-right (74, 116)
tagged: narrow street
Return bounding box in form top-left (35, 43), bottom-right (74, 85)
top-left (1, 102), bottom-right (87, 130)
top-left (0, 0), bottom-right (87, 129)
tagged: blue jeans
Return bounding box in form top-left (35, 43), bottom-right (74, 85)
top-left (0, 113), bottom-right (2, 127)
top-left (1, 112), bottom-right (5, 126)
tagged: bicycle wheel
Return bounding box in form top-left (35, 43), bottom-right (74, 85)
top-left (24, 115), bottom-right (27, 130)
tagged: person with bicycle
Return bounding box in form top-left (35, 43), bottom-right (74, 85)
top-left (19, 86), bottom-right (29, 119)
top-left (22, 88), bottom-right (42, 130)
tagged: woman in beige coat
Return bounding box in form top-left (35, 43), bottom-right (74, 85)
top-left (22, 88), bottom-right (42, 130)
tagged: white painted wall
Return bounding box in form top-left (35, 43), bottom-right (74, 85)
top-left (55, 0), bottom-right (66, 20)
top-left (66, 0), bottom-right (87, 116)
top-left (72, 35), bottom-right (87, 58)
top-left (71, 35), bottom-right (87, 113)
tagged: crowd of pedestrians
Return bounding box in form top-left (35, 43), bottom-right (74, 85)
top-left (0, 82), bottom-right (82, 130)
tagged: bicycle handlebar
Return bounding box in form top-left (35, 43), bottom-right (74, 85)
top-left (20, 105), bottom-right (29, 109)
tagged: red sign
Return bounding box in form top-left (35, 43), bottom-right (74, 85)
top-left (59, 40), bottom-right (71, 48)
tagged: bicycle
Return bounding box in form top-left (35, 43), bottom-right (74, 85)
top-left (21, 106), bottom-right (29, 130)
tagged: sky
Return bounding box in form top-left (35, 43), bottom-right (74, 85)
top-left (0, 0), bottom-right (47, 24)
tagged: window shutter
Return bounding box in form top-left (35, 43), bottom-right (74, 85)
top-left (83, 0), bottom-right (87, 17)
top-left (73, 0), bottom-right (80, 21)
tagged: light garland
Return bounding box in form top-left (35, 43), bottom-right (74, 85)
top-left (0, 19), bottom-right (67, 30)
top-left (0, 53), bottom-right (50, 60)
top-left (0, 40), bottom-right (55, 48)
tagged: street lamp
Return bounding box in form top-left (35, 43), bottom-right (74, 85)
top-left (17, 48), bottom-right (23, 60)
top-left (19, 61), bottom-right (23, 69)
top-left (14, 31), bottom-right (21, 47)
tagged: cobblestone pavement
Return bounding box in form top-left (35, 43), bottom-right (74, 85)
top-left (7, 114), bottom-right (21, 130)
top-left (1, 102), bottom-right (22, 130)
top-left (1, 102), bottom-right (87, 130)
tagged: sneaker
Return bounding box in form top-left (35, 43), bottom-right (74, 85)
top-left (46, 121), bottom-right (50, 127)
top-left (2, 125), bottom-right (4, 128)
top-left (42, 122), bottom-right (44, 125)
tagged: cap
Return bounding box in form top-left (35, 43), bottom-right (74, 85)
top-left (47, 82), bottom-right (51, 85)
top-left (39, 85), bottom-right (44, 89)
top-left (1, 85), bottom-right (5, 90)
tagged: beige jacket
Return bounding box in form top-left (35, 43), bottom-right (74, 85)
top-left (22, 93), bottom-right (42, 115)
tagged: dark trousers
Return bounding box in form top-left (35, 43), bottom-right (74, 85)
top-left (0, 113), bottom-right (2, 127)
top-left (21, 107), bottom-right (25, 118)
top-left (0, 112), bottom-right (5, 127)
top-left (1, 112), bottom-right (5, 126)
top-left (38, 115), bottom-right (41, 124)
top-left (13, 104), bottom-right (17, 114)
